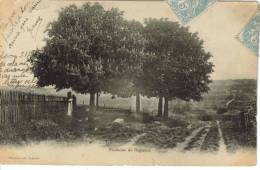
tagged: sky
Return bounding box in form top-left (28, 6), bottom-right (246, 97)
top-left (2, 0), bottom-right (258, 81)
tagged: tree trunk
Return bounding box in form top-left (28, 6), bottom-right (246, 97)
top-left (96, 92), bottom-right (99, 109)
top-left (163, 97), bottom-right (169, 118)
top-left (136, 92), bottom-right (140, 114)
top-left (157, 96), bottom-right (163, 117)
top-left (89, 91), bottom-right (95, 113)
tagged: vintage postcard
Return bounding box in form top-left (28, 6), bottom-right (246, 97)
top-left (0, 0), bottom-right (258, 166)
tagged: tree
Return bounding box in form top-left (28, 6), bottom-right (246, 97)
top-left (29, 3), bottom-right (144, 117)
top-left (142, 18), bottom-right (214, 118)
top-left (102, 20), bottom-right (149, 115)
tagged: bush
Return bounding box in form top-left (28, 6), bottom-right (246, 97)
top-left (14, 119), bottom-right (73, 141)
top-left (164, 117), bottom-right (188, 128)
top-left (0, 125), bottom-right (19, 144)
top-left (142, 113), bottom-right (158, 123)
top-left (0, 118), bottom-right (92, 145)
top-left (221, 114), bottom-right (234, 121)
top-left (94, 122), bottom-right (142, 143)
top-left (216, 107), bottom-right (228, 114)
top-left (198, 114), bottom-right (213, 121)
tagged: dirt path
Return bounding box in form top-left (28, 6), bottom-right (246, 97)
top-left (176, 121), bottom-right (228, 153)
top-left (174, 125), bottom-right (210, 152)
top-left (192, 127), bottom-right (210, 151)
top-left (216, 120), bottom-right (227, 153)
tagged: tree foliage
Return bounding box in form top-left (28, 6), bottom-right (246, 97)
top-left (29, 3), bottom-right (214, 118)
top-left (30, 3), bottom-right (148, 113)
top-left (30, 3), bottom-right (144, 93)
top-left (142, 18), bottom-right (214, 116)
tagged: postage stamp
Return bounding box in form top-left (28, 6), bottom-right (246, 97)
top-left (168, 0), bottom-right (217, 23)
top-left (239, 11), bottom-right (260, 56)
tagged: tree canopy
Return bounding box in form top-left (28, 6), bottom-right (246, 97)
top-left (30, 3), bottom-right (214, 117)
top-left (30, 3), bottom-right (148, 113)
top-left (142, 18), bottom-right (214, 117)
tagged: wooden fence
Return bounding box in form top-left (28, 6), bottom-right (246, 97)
top-left (0, 89), bottom-right (68, 125)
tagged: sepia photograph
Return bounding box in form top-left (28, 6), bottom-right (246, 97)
top-left (0, 0), bottom-right (258, 166)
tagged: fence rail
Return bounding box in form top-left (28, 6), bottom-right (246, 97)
top-left (0, 89), bottom-right (68, 125)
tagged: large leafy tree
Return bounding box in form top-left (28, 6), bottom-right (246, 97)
top-left (142, 18), bottom-right (214, 117)
top-left (102, 20), bottom-right (151, 114)
top-left (29, 3), bottom-right (145, 115)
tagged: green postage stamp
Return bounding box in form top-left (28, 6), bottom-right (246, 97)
top-left (168, 0), bottom-right (217, 23)
top-left (239, 11), bottom-right (260, 56)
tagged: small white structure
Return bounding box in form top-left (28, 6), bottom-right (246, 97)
top-left (67, 98), bottom-right (73, 116)
top-left (67, 92), bottom-right (73, 117)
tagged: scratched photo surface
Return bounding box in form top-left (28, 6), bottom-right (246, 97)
top-left (0, 0), bottom-right (258, 166)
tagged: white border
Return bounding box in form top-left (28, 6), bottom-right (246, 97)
top-left (0, 0), bottom-right (260, 169)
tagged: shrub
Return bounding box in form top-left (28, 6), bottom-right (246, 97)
top-left (198, 114), bottom-right (213, 121)
top-left (164, 117), bottom-right (188, 128)
top-left (142, 113), bottom-right (157, 123)
top-left (216, 107), bottom-right (228, 114)
top-left (14, 119), bottom-right (73, 141)
top-left (0, 118), bottom-right (92, 144)
top-left (0, 125), bottom-right (19, 144)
